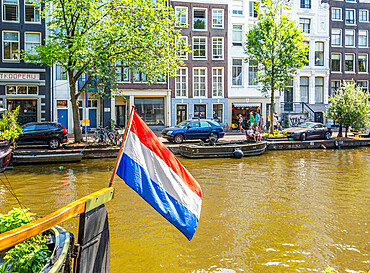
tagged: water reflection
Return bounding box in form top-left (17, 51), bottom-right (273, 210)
top-left (0, 148), bottom-right (369, 272)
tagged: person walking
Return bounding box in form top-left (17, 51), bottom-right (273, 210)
top-left (238, 114), bottom-right (244, 133)
top-left (259, 114), bottom-right (264, 132)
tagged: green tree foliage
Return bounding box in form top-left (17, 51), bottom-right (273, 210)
top-left (244, 0), bottom-right (308, 133)
top-left (0, 209), bottom-right (51, 273)
top-left (0, 106), bottom-right (23, 141)
top-left (22, 0), bottom-right (187, 142)
top-left (326, 81), bottom-right (370, 137)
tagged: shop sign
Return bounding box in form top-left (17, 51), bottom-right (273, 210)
top-left (0, 73), bottom-right (40, 80)
top-left (57, 100), bottom-right (67, 107)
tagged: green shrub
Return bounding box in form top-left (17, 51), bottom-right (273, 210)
top-left (0, 208), bottom-right (51, 273)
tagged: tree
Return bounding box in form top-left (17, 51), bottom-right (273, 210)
top-left (326, 81), bottom-right (370, 138)
top-left (22, 0), bottom-right (186, 142)
top-left (244, 0), bottom-right (308, 133)
top-left (0, 106), bottom-right (23, 141)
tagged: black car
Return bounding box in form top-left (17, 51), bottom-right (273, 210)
top-left (285, 122), bottom-right (332, 141)
top-left (17, 122), bottom-right (68, 149)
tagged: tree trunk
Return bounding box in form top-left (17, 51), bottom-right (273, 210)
top-left (269, 87), bottom-right (275, 135)
top-left (70, 81), bottom-right (83, 143)
top-left (337, 123), bottom-right (343, 138)
top-left (345, 126), bottom-right (348, 138)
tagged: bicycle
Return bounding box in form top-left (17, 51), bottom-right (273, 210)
top-left (94, 127), bottom-right (115, 145)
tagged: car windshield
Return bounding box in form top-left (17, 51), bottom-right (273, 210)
top-left (176, 121), bottom-right (189, 128)
top-left (299, 123), bottom-right (315, 129)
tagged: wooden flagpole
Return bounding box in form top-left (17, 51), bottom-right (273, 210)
top-left (109, 105), bottom-right (135, 187)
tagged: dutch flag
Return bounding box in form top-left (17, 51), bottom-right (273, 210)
top-left (115, 110), bottom-right (202, 240)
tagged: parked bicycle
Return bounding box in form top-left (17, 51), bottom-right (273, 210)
top-left (94, 127), bottom-right (120, 145)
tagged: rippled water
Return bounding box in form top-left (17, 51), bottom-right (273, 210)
top-left (0, 148), bottom-right (369, 272)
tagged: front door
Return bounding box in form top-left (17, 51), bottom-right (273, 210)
top-left (176, 104), bottom-right (187, 125)
top-left (89, 109), bottom-right (97, 131)
top-left (284, 87), bottom-right (293, 111)
top-left (7, 99), bottom-right (37, 125)
top-left (115, 106), bottom-right (126, 128)
top-left (57, 109), bottom-right (68, 130)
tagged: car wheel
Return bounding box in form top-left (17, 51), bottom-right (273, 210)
top-left (209, 133), bottom-right (218, 142)
top-left (324, 132), bottom-right (331, 140)
top-left (300, 133), bottom-right (306, 141)
top-left (48, 137), bottom-right (60, 150)
top-left (174, 134), bottom-right (184, 144)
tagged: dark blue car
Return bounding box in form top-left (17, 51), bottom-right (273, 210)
top-left (161, 119), bottom-right (224, 144)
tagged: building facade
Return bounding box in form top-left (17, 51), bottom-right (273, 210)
top-left (0, 0), bottom-right (50, 125)
top-left (170, 0), bottom-right (229, 126)
top-left (329, 0), bottom-right (370, 95)
top-left (280, 0), bottom-right (331, 123)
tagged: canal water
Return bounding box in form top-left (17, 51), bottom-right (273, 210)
top-left (0, 148), bottom-right (369, 272)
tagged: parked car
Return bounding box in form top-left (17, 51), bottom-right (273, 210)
top-left (161, 119), bottom-right (224, 144)
top-left (17, 122), bottom-right (68, 149)
top-left (285, 122), bottom-right (332, 141)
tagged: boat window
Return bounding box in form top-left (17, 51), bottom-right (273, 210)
top-left (299, 123), bottom-right (315, 129)
top-left (21, 124), bottom-right (36, 131)
top-left (188, 121), bottom-right (200, 128)
top-left (200, 121), bottom-right (211, 128)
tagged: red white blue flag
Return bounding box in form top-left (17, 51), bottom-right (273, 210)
top-left (115, 110), bottom-right (202, 240)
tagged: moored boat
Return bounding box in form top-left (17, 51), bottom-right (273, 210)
top-left (0, 139), bottom-right (13, 172)
top-left (13, 152), bottom-right (83, 165)
top-left (179, 141), bottom-right (267, 158)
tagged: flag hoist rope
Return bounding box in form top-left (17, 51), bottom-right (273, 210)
top-left (109, 105), bottom-right (135, 187)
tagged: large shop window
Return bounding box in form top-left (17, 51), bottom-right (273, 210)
top-left (213, 104), bottom-right (223, 123)
top-left (7, 99), bottom-right (37, 124)
top-left (135, 97), bottom-right (165, 126)
top-left (6, 85), bottom-right (38, 95)
top-left (194, 104), bottom-right (206, 119)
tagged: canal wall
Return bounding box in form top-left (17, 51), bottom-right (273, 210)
top-left (13, 137), bottom-right (370, 160)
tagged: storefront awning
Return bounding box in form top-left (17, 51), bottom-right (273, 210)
top-left (233, 103), bottom-right (261, 107)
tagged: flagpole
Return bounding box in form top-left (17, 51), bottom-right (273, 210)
top-left (108, 105), bottom-right (135, 187)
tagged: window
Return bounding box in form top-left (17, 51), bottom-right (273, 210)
top-left (357, 81), bottom-right (368, 92)
top-left (116, 62), bottom-right (130, 82)
top-left (213, 104), bottom-right (223, 123)
top-left (359, 30), bottom-right (368, 47)
top-left (358, 54), bottom-right (368, 73)
top-left (232, 25), bottom-right (243, 45)
top-left (212, 9), bottom-right (223, 28)
top-left (248, 60), bottom-right (258, 85)
top-left (175, 7), bottom-right (188, 27)
top-left (359, 10), bottom-right (368, 22)
top-left (57, 100), bottom-right (67, 107)
top-left (133, 70), bottom-right (147, 82)
top-left (212, 68), bottom-right (223, 97)
top-left (194, 104), bottom-right (206, 119)
top-left (3, 31), bottom-right (19, 60)
top-left (345, 29), bottom-right (355, 46)
top-left (332, 8), bottom-right (342, 21)
top-left (3, 0), bottom-right (18, 21)
top-left (175, 68), bottom-right (187, 97)
top-left (232, 59), bottom-right (243, 86)
top-left (134, 97), bottom-right (165, 126)
top-left (345, 9), bottom-right (355, 25)
top-left (233, 0), bottom-right (243, 15)
top-left (193, 8), bottom-right (207, 30)
top-left (300, 77), bottom-right (309, 103)
top-left (193, 37), bottom-right (207, 59)
top-left (331, 53), bottom-right (341, 72)
top-left (303, 41), bottom-right (310, 65)
top-left (56, 65), bottom-right (67, 80)
top-left (331, 80), bottom-right (341, 95)
top-left (212, 37), bottom-right (223, 60)
top-left (88, 100), bottom-right (97, 108)
top-left (177, 36), bottom-right (188, 60)
top-left (300, 0), bottom-right (311, 9)
top-left (25, 32), bottom-right (41, 55)
top-left (315, 42), bottom-right (324, 66)
top-left (6, 85), bottom-right (38, 95)
top-left (315, 77), bottom-right (324, 104)
top-left (300, 18), bottom-right (311, 34)
top-left (345, 54), bottom-right (355, 72)
top-left (249, 2), bottom-right (258, 18)
top-left (331, 29), bottom-right (342, 46)
top-left (193, 68), bottom-right (206, 97)
top-left (25, 0), bottom-right (40, 23)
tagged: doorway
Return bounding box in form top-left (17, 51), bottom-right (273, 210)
top-left (176, 104), bottom-right (187, 124)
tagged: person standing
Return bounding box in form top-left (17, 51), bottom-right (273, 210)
top-left (249, 111), bottom-right (255, 127)
top-left (259, 114), bottom-right (264, 132)
top-left (273, 113), bottom-right (279, 130)
top-left (255, 111), bottom-right (260, 127)
top-left (238, 114), bottom-right (244, 133)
